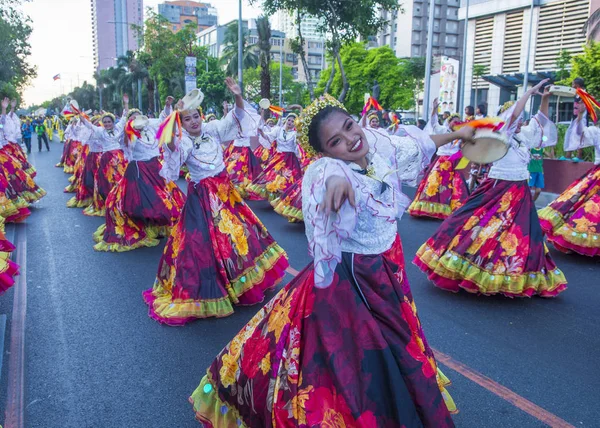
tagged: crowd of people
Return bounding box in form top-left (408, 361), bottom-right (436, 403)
top-left (2, 73), bottom-right (600, 426)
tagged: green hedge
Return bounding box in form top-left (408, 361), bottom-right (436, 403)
top-left (549, 124), bottom-right (595, 161)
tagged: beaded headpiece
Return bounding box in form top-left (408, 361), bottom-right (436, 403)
top-left (447, 113), bottom-right (461, 122)
top-left (285, 112), bottom-right (298, 120)
top-left (499, 101), bottom-right (515, 114)
top-left (126, 108), bottom-right (142, 120)
top-left (296, 93), bottom-right (346, 158)
top-left (367, 112), bottom-right (379, 122)
top-left (101, 112), bottom-right (116, 122)
top-left (204, 113), bottom-right (216, 122)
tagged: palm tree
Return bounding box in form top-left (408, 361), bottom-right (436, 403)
top-left (220, 22), bottom-right (259, 78)
top-left (117, 51), bottom-right (150, 110)
top-left (255, 16), bottom-right (271, 99)
top-left (472, 64), bottom-right (488, 106)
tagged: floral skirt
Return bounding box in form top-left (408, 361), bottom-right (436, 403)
top-left (68, 151), bottom-right (100, 209)
top-left (224, 146), bottom-right (262, 198)
top-left (0, 149), bottom-right (46, 204)
top-left (64, 144), bottom-right (89, 193)
top-left (0, 218), bottom-right (18, 294)
top-left (253, 145), bottom-right (276, 170)
top-left (414, 179), bottom-right (567, 297)
top-left (0, 167), bottom-right (30, 223)
top-left (408, 154), bottom-right (469, 220)
top-left (538, 163), bottom-right (600, 256)
top-left (93, 157), bottom-right (186, 252)
top-left (4, 143), bottom-right (36, 177)
top-left (271, 176), bottom-right (303, 222)
top-left (246, 152), bottom-right (303, 201)
top-left (142, 170), bottom-right (289, 325)
top-left (64, 140), bottom-right (84, 174)
top-left (56, 139), bottom-right (71, 167)
top-left (84, 149), bottom-right (127, 217)
top-left (190, 235), bottom-right (456, 427)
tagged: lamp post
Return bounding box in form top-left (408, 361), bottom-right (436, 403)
top-left (522, 0), bottom-right (536, 116)
top-left (459, 0), bottom-right (469, 113)
top-left (279, 36), bottom-right (284, 106)
top-left (423, 0), bottom-right (436, 118)
top-left (238, 0), bottom-right (243, 93)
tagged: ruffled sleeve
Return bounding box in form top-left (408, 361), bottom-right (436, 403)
top-left (302, 158), bottom-right (360, 289)
top-left (519, 112), bottom-right (558, 149)
top-left (424, 111), bottom-right (447, 135)
top-left (203, 100), bottom-right (260, 142)
top-left (365, 126), bottom-right (437, 186)
top-left (564, 113), bottom-right (600, 151)
top-left (160, 136), bottom-right (191, 182)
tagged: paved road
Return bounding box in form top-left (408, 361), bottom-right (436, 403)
top-left (1, 138), bottom-right (598, 427)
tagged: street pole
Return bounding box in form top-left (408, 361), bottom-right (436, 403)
top-left (523, 0), bottom-right (536, 116)
top-left (137, 78), bottom-right (142, 110)
top-left (205, 58), bottom-right (209, 73)
top-left (423, 0), bottom-right (436, 118)
top-left (279, 37), bottom-right (283, 106)
top-left (459, 0), bottom-right (470, 113)
top-left (98, 86), bottom-right (103, 110)
top-left (238, 0), bottom-right (243, 93)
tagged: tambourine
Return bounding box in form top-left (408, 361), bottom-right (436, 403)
top-left (131, 115), bottom-right (149, 130)
top-left (549, 85), bottom-right (576, 98)
top-left (461, 129), bottom-right (509, 164)
top-left (259, 98), bottom-right (271, 109)
top-left (181, 88), bottom-right (205, 111)
top-left (69, 99), bottom-right (80, 111)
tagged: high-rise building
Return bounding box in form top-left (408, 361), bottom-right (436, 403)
top-left (459, 0), bottom-right (593, 117)
top-left (91, 0), bottom-right (144, 71)
top-left (375, 0), bottom-right (464, 59)
top-left (274, 10), bottom-right (323, 39)
top-left (158, 1), bottom-right (218, 33)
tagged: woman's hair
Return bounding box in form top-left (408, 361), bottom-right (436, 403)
top-left (573, 77), bottom-right (585, 89)
top-left (465, 105), bottom-right (475, 116)
top-left (307, 106), bottom-right (349, 153)
top-left (477, 104), bottom-right (487, 116)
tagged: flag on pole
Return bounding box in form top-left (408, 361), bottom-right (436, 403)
top-left (53, 74), bottom-right (61, 81)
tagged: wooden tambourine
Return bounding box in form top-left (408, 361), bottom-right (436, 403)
top-left (259, 98), bottom-right (271, 109)
top-left (461, 129), bottom-right (509, 164)
top-left (181, 88), bottom-right (205, 111)
top-left (549, 85), bottom-right (576, 98)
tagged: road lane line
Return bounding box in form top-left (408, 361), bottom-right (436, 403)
top-left (4, 227), bottom-right (27, 428)
top-left (432, 348), bottom-right (574, 428)
top-left (282, 265), bottom-right (574, 427)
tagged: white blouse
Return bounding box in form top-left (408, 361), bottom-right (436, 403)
top-left (161, 105), bottom-right (258, 183)
top-left (302, 126), bottom-right (436, 288)
top-left (123, 108), bottom-right (171, 162)
top-left (83, 112), bottom-right (127, 152)
top-left (262, 125), bottom-right (299, 155)
top-left (0, 114), bottom-right (18, 147)
top-left (563, 113), bottom-right (600, 165)
top-left (488, 112), bottom-right (557, 181)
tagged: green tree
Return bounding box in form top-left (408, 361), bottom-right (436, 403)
top-left (568, 42), bottom-right (600, 95)
top-left (220, 21), bottom-right (259, 78)
top-left (255, 16), bottom-right (272, 99)
top-left (250, 0), bottom-right (400, 103)
top-left (243, 63), bottom-right (308, 106)
top-left (402, 57), bottom-right (426, 117)
top-left (472, 64), bottom-right (488, 106)
top-left (315, 43), bottom-right (414, 113)
top-left (0, 0), bottom-right (36, 101)
top-left (555, 50), bottom-right (572, 83)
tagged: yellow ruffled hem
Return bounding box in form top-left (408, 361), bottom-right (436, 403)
top-left (21, 188), bottom-right (46, 203)
top-left (63, 166), bottom-right (74, 174)
top-left (408, 200), bottom-right (452, 218)
top-left (436, 368), bottom-right (457, 414)
top-left (272, 198), bottom-right (303, 222)
top-left (538, 206), bottom-right (600, 248)
top-left (83, 205), bottom-right (105, 217)
top-left (68, 175), bottom-right (76, 183)
top-left (416, 245), bottom-right (567, 296)
top-left (66, 196), bottom-right (92, 208)
top-left (190, 372), bottom-right (247, 427)
top-left (147, 287), bottom-right (235, 321)
top-left (94, 235), bottom-right (160, 252)
top-left (246, 183), bottom-right (278, 201)
top-left (64, 183), bottom-right (76, 193)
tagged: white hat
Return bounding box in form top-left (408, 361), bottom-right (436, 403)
top-left (180, 88), bottom-right (205, 111)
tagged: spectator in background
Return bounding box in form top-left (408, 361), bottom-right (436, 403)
top-left (476, 104), bottom-right (487, 119)
top-left (33, 116), bottom-right (50, 152)
top-left (442, 111), bottom-right (451, 122)
top-left (417, 118), bottom-right (427, 130)
top-left (464, 105), bottom-right (475, 121)
top-left (21, 117), bottom-right (33, 154)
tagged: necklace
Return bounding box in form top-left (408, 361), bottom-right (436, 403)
top-left (191, 134), bottom-right (220, 170)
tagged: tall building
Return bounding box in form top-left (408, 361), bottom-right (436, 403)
top-left (91, 0), bottom-right (144, 71)
top-left (158, 1), bottom-right (218, 32)
top-left (275, 10), bottom-right (323, 39)
top-left (459, 0), bottom-right (593, 117)
top-left (375, 0), bottom-right (464, 59)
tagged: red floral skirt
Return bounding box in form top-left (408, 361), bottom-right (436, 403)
top-left (0, 162), bottom-right (30, 223)
top-left (246, 152), bottom-right (303, 201)
top-left (0, 149), bottom-right (46, 204)
top-left (56, 139), bottom-right (71, 167)
top-left (64, 144), bottom-right (89, 193)
top-left (414, 179), bottom-right (567, 297)
top-left (93, 157), bottom-right (186, 252)
top-left (68, 151), bottom-right (100, 209)
top-left (143, 170), bottom-right (289, 325)
top-left (190, 235), bottom-right (456, 427)
top-left (4, 142), bottom-right (36, 177)
top-left (64, 140), bottom-right (83, 174)
top-left (253, 144), bottom-right (276, 170)
top-left (0, 218), bottom-right (18, 294)
top-left (84, 149), bottom-right (127, 217)
top-left (538, 163), bottom-right (600, 256)
top-left (408, 154), bottom-right (469, 220)
top-left (224, 146), bottom-right (262, 197)
top-left (271, 176), bottom-right (303, 222)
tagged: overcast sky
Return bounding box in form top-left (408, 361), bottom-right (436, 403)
top-left (22, 0), bottom-right (262, 105)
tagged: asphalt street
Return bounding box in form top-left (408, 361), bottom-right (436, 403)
top-left (1, 137), bottom-right (598, 427)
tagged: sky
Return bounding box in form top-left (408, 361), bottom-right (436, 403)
top-left (21, 0), bottom-right (262, 106)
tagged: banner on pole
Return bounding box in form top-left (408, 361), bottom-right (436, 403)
top-left (185, 56), bottom-right (197, 94)
top-left (438, 56), bottom-right (460, 114)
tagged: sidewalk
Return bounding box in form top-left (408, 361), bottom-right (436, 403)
top-left (535, 191), bottom-right (559, 209)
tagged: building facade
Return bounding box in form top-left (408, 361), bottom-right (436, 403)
top-left (158, 1), bottom-right (218, 33)
top-left (376, 0), bottom-right (464, 59)
top-left (460, 0), bottom-right (593, 117)
top-left (92, 0), bottom-right (144, 71)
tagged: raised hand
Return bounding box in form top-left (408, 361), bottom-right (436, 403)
top-left (528, 78), bottom-right (549, 96)
top-left (122, 93), bottom-right (129, 105)
top-left (175, 99), bottom-right (184, 111)
top-left (224, 77), bottom-right (242, 97)
top-left (432, 97), bottom-right (440, 113)
top-left (1, 97), bottom-right (9, 112)
top-left (166, 96), bottom-right (174, 107)
top-left (321, 176), bottom-right (356, 214)
top-left (10, 99), bottom-right (17, 109)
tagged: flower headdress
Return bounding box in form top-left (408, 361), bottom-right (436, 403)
top-left (204, 113), bottom-right (216, 122)
top-left (296, 93), bottom-right (346, 158)
top-left (499, 101), bottom-right (515, 115)
top-left (101, 111), bottom-right (116, 122)
top-left (367, 112), bottom-right (379, 122)
top-left (126, 108), bottom-right (142, 120)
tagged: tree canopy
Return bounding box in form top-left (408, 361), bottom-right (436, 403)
top-left (243, 63), bottom-right (309, 106)
top-left (315, 43), bottom-right (415, 113)
top-left (568, 41), bottom-right (600, 95)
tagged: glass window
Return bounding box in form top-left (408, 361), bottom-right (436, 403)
top-left (413, 17), bottom-right (421, 29)
top-left (434, 5), bottom-right (441, 17)
top-left (434, 19), bottom-right (440, 31)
